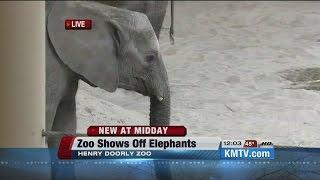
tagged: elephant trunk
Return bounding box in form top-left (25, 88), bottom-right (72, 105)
top-left (149, 80), bottom-right (170, 126)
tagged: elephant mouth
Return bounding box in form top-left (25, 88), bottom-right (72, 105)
top-left (119, 78), bottom-right (163, 102)
top-left (137, 78), bottom-right (151, 97)
top-left (118, 78), bottom-right (149, 96)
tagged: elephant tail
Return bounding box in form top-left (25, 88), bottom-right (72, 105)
top-left (169, 0), bottom-right (174, 45)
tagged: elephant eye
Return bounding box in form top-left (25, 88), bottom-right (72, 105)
top-left (145, 54), bottom-right (156, 63)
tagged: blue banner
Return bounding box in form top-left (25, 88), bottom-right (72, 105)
top-left (0, 148), bottom-right (320, 179)
top-left (220, 148), bottom-right (275, 159)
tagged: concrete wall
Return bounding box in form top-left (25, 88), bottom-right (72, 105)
top-left (0, 2), bottom-right (45, 147)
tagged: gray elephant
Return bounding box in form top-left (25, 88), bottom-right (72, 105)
top-left (46, 1), bottom-right (170, 147)
top-left (99, 1), bottom-right (173, 40)
top-left (96, 2), bottom-right (174, 179)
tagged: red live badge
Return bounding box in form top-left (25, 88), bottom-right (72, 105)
top-left (65, 19), bottom-right (92, 30)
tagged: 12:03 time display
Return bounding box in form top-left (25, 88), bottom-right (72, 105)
top-left (223, 140), bottom-right (242, 146)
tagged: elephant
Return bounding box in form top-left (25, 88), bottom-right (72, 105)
top-left (99, 1), bottom-right (174, 41)
top-left (93, 3), bottom-right (174, 179)
top-left (46, 1), bottom-right (170, 147)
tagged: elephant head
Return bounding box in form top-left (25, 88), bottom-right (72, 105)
top-left (47, 2), bottom-right (170, 125)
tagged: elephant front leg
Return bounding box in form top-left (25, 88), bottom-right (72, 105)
top-left (47, 78), bottom-right (78, 147)
top-left (47, 80), bottom-right (78, 180)
top-left (47, 96), bottom-right (77, 180)
top-left (47, 97), bottom-right (77, 147)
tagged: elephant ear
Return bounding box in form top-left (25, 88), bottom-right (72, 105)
top-left (47, 2), bottom-right (120, 92)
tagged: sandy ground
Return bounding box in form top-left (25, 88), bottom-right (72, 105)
top-left (77, 1), bottom-right (320, 147)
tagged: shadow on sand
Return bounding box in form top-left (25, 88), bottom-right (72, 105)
top-left (280, 67), bottom-right (320, 91)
